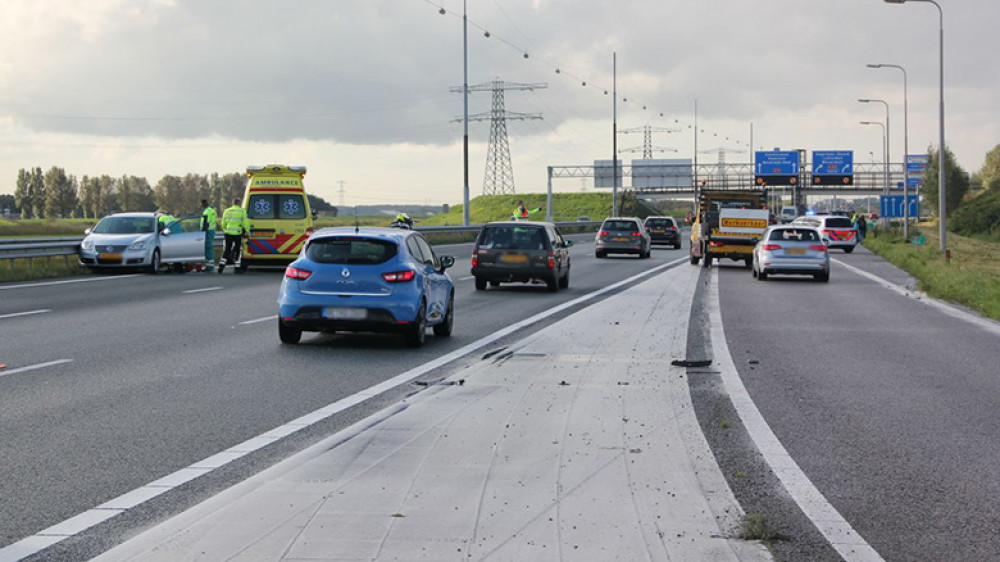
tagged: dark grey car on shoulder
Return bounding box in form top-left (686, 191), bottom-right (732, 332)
top-left (471, 221), bottom-right (573, 292)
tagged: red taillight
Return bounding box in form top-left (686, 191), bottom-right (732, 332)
top-left (284, 266), bottom-right (312, 280)
top-left (761, 244), bottom-right (782, 251)
top-left (546, 250), bottom-right (555, 269)
top-left (598, 230), bottom-right (609, 237)
top-left (631, 231), bottom-right (642, 237)
top-left (709, 241), bottom-right (724, 247)
top-left (382, 270), bottom-right (416, 283)
top-left (809, 244), bottom-right (828, 252)
top-left (666, 226), bottom-right (677, 230)
top-left (306, 227), bottom-right (314, 235)
top-left (471, 256), bottom-right (479, 268)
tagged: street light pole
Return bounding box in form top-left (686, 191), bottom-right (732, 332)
top-left (859, 99), bottom-right (890, 227)
top-left (461, 0), bottom-right (470, 226)
top-left (860, 121), bottom-right (887, 196)
top-left (884, 0), bottom-right (946, 251)
top-left (868, 63), bottom-right (910, 238)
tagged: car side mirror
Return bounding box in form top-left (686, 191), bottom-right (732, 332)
top-left (564, 240), bottom-right (574, 247)
top-left (439, 255), bottom-right (455, 271)
top-left (84, 228), bottom-right (92, 235)
top-left (162, 228), bottom-right (171, 236)
top-left (311, 209), bottom-right (318, 220)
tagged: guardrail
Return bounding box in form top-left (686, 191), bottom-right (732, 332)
top-left (0, 222), bottom-right (602, 267)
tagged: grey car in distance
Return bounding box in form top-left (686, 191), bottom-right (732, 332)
top-left (79, 212), bottom-right (208, 273)
top-left (595, 217), bottom-right (651, 258)
top-left (752, 226), bottom-right (830, 282)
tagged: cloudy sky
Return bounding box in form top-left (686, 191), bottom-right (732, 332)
top-left (1, 0), bottom-right (997, 206)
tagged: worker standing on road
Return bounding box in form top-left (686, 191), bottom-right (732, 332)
top-left (219, 197), bottom-right (249, 274)
top-left (200, 199), bottom-right (218, 271)
top-left (511, 200), bottom-right (542, 221)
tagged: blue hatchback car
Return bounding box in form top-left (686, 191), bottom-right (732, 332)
top-left (277, 227), bottom-right (456, 346)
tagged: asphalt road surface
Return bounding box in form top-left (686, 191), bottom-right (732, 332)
top-left (0, 233), bottom-right (686, 558)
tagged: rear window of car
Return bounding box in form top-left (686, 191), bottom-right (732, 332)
top-left (825, 218), bottom-right (854, 228)
top-left (602, 220), bottom-right (640, 231)
top-left (305, 237), bottom-right (397, 264)
top-left (769, 229), bottom-right (820, 242)
top-left (478, 226), bottom-right (548, 250)
top-left (644, 218), bottom-right (676, 228)
top-left (248, 194), bottom-right (307, 220)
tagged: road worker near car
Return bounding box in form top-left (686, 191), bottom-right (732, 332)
top-left (394, 212), bottom-right (414, 228)
top-left (157, 210), bottom-right (177, 232)
top-left (219, 197), bottom-right (250, 274)
top-left (200, 199), bottom-right (218, 270)
top-left (511, 200), bottom-right (542, 221)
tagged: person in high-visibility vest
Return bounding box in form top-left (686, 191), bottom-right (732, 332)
top-left (511, 200), bottom-right (542, 221)
top-left (200, 199), bottom-right (218, 270)
top-left (219, 197), bottom-right (250, 274)
top-left (157, 210), bottom-right (177, 232)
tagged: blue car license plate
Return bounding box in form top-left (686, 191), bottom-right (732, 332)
top-left (324, 308), bottom-right (366, 320)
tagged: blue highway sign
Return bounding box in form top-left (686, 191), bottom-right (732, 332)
top-left (754, 150), bottom-right (800, 186)
top-left (812, 150), bottom-right (854, 185)
top-left (880, 194), bottom-right (919, 219)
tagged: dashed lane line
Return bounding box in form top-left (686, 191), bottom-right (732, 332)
top-left (238, 315), bottom-right (277, 325)
top-left (182, 286), bottom-right (223, 294)
top-left (0, 309), bottom-right (51, 320)
top-left (0, 359), bottom-right (73, 379)
top-left (0, 275), bottom-right (143, 290)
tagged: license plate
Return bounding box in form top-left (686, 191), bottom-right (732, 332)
top-left (612, 236), bottom-right (628, 242)
top-left (652, 230), bottom-right (665, 233)
top-left (324, 307), bottom-right (367, 320)
top-left (250, 230), bottom-right (274, 238)
top-left (98, 253), bottom-right (122, 260)
top-left (500, 254), bottom-right (529, 264)
top-left (786, 248), bottom-right (806, 255)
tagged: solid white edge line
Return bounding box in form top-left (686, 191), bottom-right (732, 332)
top-left (708, 269), bottom-right (885, 562)
top-left (0, 359), bottom-right (73, 378)
top-left (0, 257), bottom-right (686, 562)
top-left (0, 274), bottom-right (143, 291)
top-left (832, 257), bottom-right (1000, 337)
top-left (181, 286), bottom-right (223, 294)
top-left (237, 315), bottom-right (277, 325)
top-left (0, 309), bottom-right (51, 320)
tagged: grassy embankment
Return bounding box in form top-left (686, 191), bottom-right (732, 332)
top-left (0, 218), bottom-right (98, 282)
top-left (863, 221), bottom-right (1000, 321)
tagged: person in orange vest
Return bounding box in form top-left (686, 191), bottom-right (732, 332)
top-left (511, 200), bottom-right (542, 220)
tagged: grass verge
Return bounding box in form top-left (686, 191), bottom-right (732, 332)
top-left (863, 222), bottom-right (1000, 321)
top-left (0, 256), bottom-right (89, 283)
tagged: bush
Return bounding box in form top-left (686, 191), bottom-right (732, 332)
top-left (949, 189), bottom-right (1000, 240)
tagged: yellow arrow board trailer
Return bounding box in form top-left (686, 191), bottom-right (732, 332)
top-left (690, 190), bottom-right (768, 268)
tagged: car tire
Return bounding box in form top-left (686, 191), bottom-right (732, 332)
top-left (475, 277), bottom-right (487, 291)
top-left (744, 258), bottom-right (753, 269)
top-left (405, 301), bottom-right (427, 347)
top-left (433, 294), bottom-right (454, 337)
top-left (595, 251), bottom-right (605, 259)
top-left (674, 242), bottom-right (682, 250)
top-left (758, 270), bottom-right (768, 281)
top-left (815, 272), bottom-right (830, 283)
top-left (148, 249), bottom-right (161, 274)
top-left (489, 280), bottom-right (500, 287)
top-left (278, 319), bottom-right (301, 344)
top-left (690, 252), bottom-right (700, 265)
top-left (844, 246), bottom-right (854, 254)
top-left (558, 268), bottom-right (570, 289)
top-left (546, 275), bottom-right (559, 292)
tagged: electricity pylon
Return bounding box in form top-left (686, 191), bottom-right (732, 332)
top-left (618, 125), bottom-right (680, 159)
top-left (453, 79), bottom-right (546, 195)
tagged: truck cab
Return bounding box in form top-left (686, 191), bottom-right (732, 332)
top-left (689, 190), bottom-right (769, 269)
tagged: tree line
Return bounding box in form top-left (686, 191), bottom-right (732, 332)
top-left (11, 168), bottom-right (247, 219)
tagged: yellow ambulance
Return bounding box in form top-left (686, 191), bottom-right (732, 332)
top-left (240, 164), bottom-right (315, 271)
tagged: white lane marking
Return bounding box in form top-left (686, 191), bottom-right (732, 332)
top-left (0, 359), bottom-right (73, 378)
top-left (0, 257), bottom-right (684, 562)
top-left (458, 275), bottom-right (475, 281)
top-left (238, 315), bottom-right (276, 325)
top-left (708, 270), bottom-right (884, 562)
top-left (182, 286), bottom-right (222, 294)
top-left (0, 309), bottom-right (51, 320)
top-left (0, 274), bottom-right (143, 291)
top-left (832, 257), bottom-right (1000, 337)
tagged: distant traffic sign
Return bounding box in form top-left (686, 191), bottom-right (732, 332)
top-left (880, 194), bottom-right (919, 219)
top-left (754, 150), bottom-right (799, 186)
top-left (906, 154), bottom-right (929, 174)
top-left (812, 150), bottom-right (854, 186)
